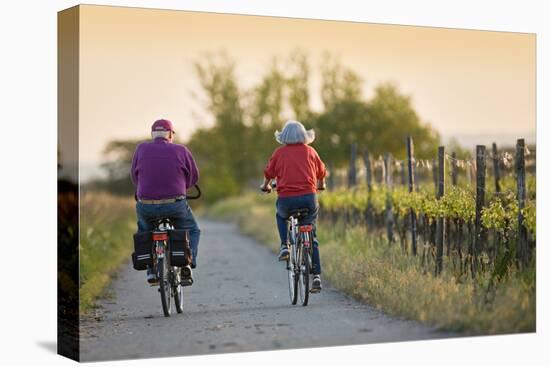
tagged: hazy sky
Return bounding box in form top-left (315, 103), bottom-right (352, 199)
top-left (78, 5), bottom-right (535, 179)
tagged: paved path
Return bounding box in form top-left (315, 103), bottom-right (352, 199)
top-left (80, 220), bottom-right (449, 361)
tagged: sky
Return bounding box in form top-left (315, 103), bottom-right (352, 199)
top-left (77, 5), bottom-right (535, 180)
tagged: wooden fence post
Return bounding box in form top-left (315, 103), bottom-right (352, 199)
top-left (400, 162), bottom-right (406, 186)
top-left (451, 152), bottom-right (458, 186)
top-left (516, 139), bottom-right (528, 267)
top-left (348, 143), bottom-right (357, 188)
top-left (384, 153), bottom-right (394, 244)
top-left (407, 136), bottom-right (418, 256)
top-left (449, 152), bottom-right (458, 261)
top-left (466, 160), bottom-right (472, 186)
top-left (432, 158), bottom-right (438, 193)
top-left (363, 149), bottom-right (374, 229)
top-left (491, 142), bottom-right (502, 262)
top-left (492, 143), bottom-right (501, 193)
top-left (435, 146), bottom-right (445, 275)
top-left (473, 145), bottom-right (486, 276)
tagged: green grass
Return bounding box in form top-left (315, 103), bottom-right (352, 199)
top-left (208, 192), bottom-right (535, 335)
top-left (80, 192), bottom-right (136, 312)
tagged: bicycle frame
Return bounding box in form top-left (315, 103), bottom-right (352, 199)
top-left (152, 222), bottom-right (172, 266)
top-left (286, 216), bottom-right (314, 306)
top-left (287, 219), bottom-right (313, 261)
top-left (150, 220), bottom-right (186, 317)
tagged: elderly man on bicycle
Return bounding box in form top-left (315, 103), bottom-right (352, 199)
top-left (131, 119), bottom-right (200, 285)
top-left (260, 120), bottom-right (327, 292)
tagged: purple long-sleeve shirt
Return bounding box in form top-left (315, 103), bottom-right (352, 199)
top-left (131, 137), bottom-right (199, 200)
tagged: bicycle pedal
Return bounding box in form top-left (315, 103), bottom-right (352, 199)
top-left (180, 278), bottom-right (194, 287)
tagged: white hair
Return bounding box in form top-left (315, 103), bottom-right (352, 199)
top-left (151, 130), bottom-right (171, 139)
top-left (275, 120), bottom-right (315, 145)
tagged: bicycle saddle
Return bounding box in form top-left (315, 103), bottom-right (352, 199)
top-left (289, 208), bottom-right (309, 219)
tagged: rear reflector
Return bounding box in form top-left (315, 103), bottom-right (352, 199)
top-left (299, 225), bottom-right (313, 232)
top-left (153, 232), bottom-right (168, 241)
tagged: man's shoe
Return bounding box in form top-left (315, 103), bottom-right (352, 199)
top-left (278, 245), bottom-right (289, 261)
top-left (180, 265), bottom-right (194, 286)
top-left (311, 275), bottom-right (322, 293)
top-left (146, 268), bottom-right (158, 284)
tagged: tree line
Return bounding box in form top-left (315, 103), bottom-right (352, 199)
top-left (88, 51), bottom-right (441, 203)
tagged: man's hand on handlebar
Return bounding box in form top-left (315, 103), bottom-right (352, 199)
top-left (317, 178), bottom-right (327, 191)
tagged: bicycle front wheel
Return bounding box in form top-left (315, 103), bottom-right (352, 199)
top-left (158, 257), bottom-right (172, 317)
top-left (173, 267), bottom-right (184, 314)
top-left (287, 246), bottom-right (298, 305)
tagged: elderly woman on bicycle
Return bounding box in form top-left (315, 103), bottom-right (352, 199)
top-left (260, 120), bottom-right (327, 292)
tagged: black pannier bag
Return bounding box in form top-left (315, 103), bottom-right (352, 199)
top-left (169, 229), bottom-right (192, 267)
top-left (132, 231), bottom-right (153, 270)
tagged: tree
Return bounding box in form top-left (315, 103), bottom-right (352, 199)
top-left (320, 53), bottom-right (363, 110)
top-left (365, 83), bottom-right (440, 159)
top-left (314, 99), bottom-right (370, 167)
top-left (90, 51), bottom-right (442, 203)
top-left (248, 58), bottom-right (287, 172)
top-left (188, 52), bottom-right (253, 202)
top-left (286, 50), bottom-right (312, 122)
top-left (313, 80), bottom-right (440, 167)
top-left (96, 139), bottom-right (141, 195)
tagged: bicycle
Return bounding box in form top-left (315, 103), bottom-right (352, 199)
top-left (285, 209), bottom-right (316, 306)
top-left (261, 181), bottom-right (324, 307)
top-left (135, 185), bottom-right (201, 317)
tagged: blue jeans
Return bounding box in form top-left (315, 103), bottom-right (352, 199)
top-left (136, 199), bottom-right (200, 268)
top-left (276, 193), bottom-right (321, 275)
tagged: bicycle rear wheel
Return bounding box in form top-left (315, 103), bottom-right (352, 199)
top-left (298, 246), bottom-right (310, 306)
top-left (158, 257), bottom-right (172, 317)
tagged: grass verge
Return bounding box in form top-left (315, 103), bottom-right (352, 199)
top-left (80, 192), bottom-right (136, 312)
top-left (207, 192), bottom-right (535, 335)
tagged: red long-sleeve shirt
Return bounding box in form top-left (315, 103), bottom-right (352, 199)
top-left (264, 143), bottom-right (327, 198)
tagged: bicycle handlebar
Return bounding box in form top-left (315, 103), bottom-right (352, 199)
top-left (186, 184), bottom-right (201, 200)
top-left (260, 181), bottom-right (326, 193)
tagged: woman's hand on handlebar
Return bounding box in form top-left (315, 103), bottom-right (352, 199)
top-left (317, 178), bottom-right (327, 191)
top-left (260, 177), bottom-right (273, 193)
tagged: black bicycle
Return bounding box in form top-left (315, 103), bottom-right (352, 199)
top-left (285, 209), bottom-right (316, 306)
top-left (261, 181), bottom-right (323, 306)
top-left (136, 185), bottom-right (201, 317)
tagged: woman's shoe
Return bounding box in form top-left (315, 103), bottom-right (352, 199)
top-left (278, 245), bottom-right (289, 261)
top-left (311, 275), bottom-right (322, 293)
